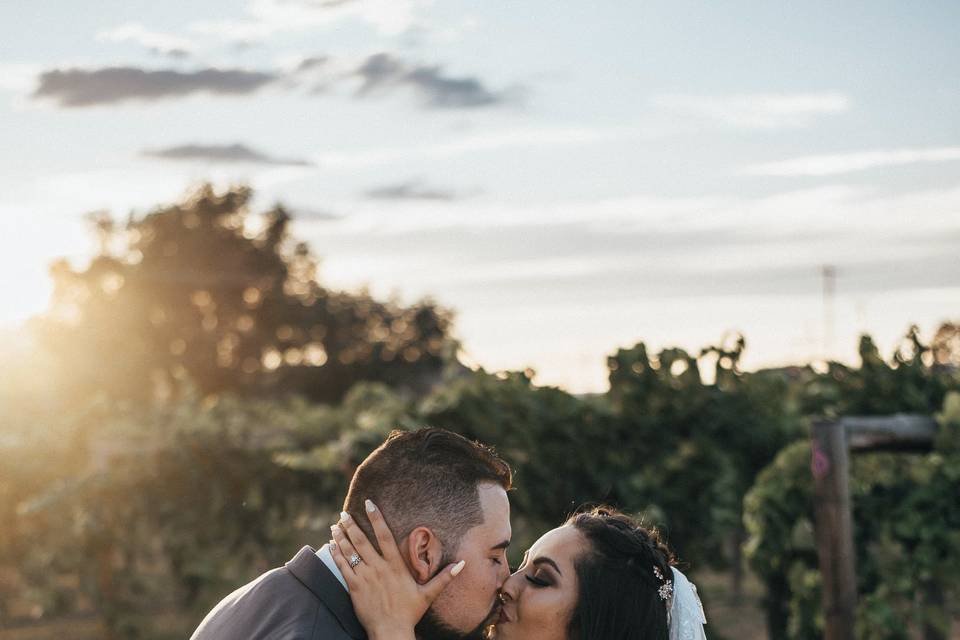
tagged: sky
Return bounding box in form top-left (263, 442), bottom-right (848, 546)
top-left (1, 0), bottom-right (958, 392)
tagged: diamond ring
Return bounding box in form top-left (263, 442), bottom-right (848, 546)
top-left (349, 553), bottom-right (362, 568)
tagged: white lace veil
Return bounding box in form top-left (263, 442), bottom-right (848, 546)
top-left (667, 567), bottom-right (707, 640)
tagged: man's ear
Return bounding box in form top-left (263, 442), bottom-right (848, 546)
top-left (403, 526), bottom-right (444, 584)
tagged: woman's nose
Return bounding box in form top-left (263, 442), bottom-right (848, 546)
top-left (500, 571), bottom-right (522, 602)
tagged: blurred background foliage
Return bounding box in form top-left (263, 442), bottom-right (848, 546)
top-left (33, 184), bottom-right (453, 406)
top-left (1, 185), bottom-right (958, 639)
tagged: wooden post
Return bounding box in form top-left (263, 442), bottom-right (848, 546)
top-left (844, 415), bottom-right (938, 453)
top-left (810, 415), bottom-right (937, 639)
top-left (811, 419), bottom-right (858, 640)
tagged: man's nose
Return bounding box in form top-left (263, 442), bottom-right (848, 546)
top-left (498, 561), bottom-right (511, 584)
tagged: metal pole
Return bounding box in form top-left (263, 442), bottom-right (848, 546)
top-left (822, 265), bottom-right (836, 361)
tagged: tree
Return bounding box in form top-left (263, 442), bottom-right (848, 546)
top-left (605, 337), bottom-right (803, 578)
top-left (745, 329), bottom-right (960, 639)
top-left (420, 369), bottom-right (618, 550)
top-left (932, 321), bottom-right (960, 368)
top-left (33, 184), bottom-right (454, 405)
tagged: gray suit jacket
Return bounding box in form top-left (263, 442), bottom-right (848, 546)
top-left (191, 546), bottom-right (366, 640)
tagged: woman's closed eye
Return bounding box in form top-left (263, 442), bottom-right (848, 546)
top-left (520, 554), bottom-right (560, 588)
top-left (525, 573), bottom-right (551, 587)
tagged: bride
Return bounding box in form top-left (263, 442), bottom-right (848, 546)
top-left (330, 502), bottom-right (707, 640)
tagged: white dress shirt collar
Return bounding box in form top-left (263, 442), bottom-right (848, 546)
top-left (317, 543), bottom-right (349, 592)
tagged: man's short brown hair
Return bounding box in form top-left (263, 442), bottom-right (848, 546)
top-left (343, 428), bottom-right (512, 553)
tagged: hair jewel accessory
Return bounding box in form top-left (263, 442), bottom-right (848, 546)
top-left (653, 566), bottom-right (674, 603)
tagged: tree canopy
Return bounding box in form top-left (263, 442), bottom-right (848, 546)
top-left (34, 184), bottom-right (455, 405)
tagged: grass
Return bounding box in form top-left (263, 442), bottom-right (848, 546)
top-left (695, 568), bottom-right (768, 640)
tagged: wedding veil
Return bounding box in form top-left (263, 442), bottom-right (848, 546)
top-left (668, 567), bottom-right (707, 640)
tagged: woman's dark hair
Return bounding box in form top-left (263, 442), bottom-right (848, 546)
top-left (566, 506), bottom-right (675, 640)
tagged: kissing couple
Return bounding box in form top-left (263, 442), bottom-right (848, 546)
top-left (191, 428), bottom-right (707, 640)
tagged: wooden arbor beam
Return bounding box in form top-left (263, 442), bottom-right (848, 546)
top-left (811, 415), bottom-right (937, 640)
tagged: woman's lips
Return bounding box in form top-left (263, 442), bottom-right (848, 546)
top-left (497, 609), bottom-right (513, 624)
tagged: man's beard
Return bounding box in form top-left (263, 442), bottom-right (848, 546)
top-left (415, 604), bottom-right (499, 640)
top-left (413, 551), bottom-right (500, 640)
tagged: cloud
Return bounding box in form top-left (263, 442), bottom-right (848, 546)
top-left (354, 53), bottom-right (510, 108)
top-left (288, 207), bottom-right (342, 220)
top-left (302, 183), bottom-right (960, 308)
top-left (143, 143), bottom-right (312, 166)
top-left (313, 125), bottom-right (665, 169)
top-left (401, 15), bottom-right (481, 47)
top-left (310, 183), bottom-right (960, 267)
top-left (32, 66), bottom-right (278, 107)
top-left (652, 92), bottom-right (850, 129)
top-left (364, 179), bottom-right (459, 201)
top-left (0, 63), bottom-right (45, 93)
top-left (743, 146), bottom-right (960, 176)
top-left (189, 0), bottom-right (424, 43)
top-left (97, 23), bottom-right (195, 58)
top-left (379, 246), bottom-right (960, 301)
top-left (296, 55), bottom-right (329, 72)
top-left (28, 54), bottom-right (505, 110)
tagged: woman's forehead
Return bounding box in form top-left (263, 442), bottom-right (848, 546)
top-left (529, 525), bottom-right (585, 562)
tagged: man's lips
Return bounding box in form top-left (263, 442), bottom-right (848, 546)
top-left (480, 601), bottom-right (505, 628)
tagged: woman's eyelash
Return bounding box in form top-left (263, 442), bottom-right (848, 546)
top-left (525, 575), bottom-right (550, 587)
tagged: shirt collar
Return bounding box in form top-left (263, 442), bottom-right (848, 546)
top-left (317, 542), bottom-right (349, 592)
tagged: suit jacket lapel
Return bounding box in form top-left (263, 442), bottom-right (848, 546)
top-left (286, 546), bottom-right (366, 639)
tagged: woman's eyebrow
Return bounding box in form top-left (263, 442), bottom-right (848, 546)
top-left (531, 556), bottom-right (562, 576)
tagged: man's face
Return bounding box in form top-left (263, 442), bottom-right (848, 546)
top-left (417, 483), bottom-right (511, 640)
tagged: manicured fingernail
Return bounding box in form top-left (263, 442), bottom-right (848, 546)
top-left (365, 499), bottom-right (377, 513)
top-left (340, 511), bottom-right (351, 522)
top-left (329, 541), bottom-right (336, 550)
top-left (330, 524), bottom-right (340, 534)
top-left (451, 560), bottom-right (466, 576)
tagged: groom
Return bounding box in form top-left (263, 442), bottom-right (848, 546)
top-left (191, 427), bottom-right (513, 640)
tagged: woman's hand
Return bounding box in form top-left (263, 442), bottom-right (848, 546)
top-left (329, 500), bottom-right (465, 640)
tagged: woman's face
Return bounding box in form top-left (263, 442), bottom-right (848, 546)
top-left (494, 525), bottom-right (585, 640)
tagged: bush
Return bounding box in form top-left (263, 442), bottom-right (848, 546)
top-left (745, 391), bottom-right (960, 639)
